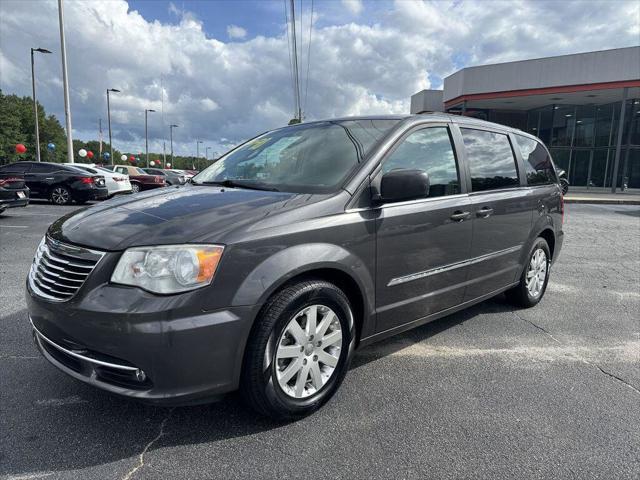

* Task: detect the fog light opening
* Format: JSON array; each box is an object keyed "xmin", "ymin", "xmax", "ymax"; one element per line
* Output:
[{"xmin": 135, "ymin": 369, "xmax": 147, "ymax": 382}]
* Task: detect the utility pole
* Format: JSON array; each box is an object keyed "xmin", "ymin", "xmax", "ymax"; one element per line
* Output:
[
  {"xmin": 106, "ymin": 88, "xmax": 120, "ymax": 163},
  {"xmin": 30, "ymin": 47, "xmax": 52, "ymax": 162},
  {"xmin": 98, "ymin": 118, "xmax": 103, "ymax": 163},
  {"xmin": 289, "ymin": 0, "xmax": 302, "ymax": 122},
  {"xmin": 145, "ymin": 109, "xmax": 155, "ymax": 168},
  {"xmin": 57, "ymin": 0, "xmax": 74, "ymax": 162},
  {"xmin": 169, "ymin": 124, "xmax": 178, "ymax": 167}
]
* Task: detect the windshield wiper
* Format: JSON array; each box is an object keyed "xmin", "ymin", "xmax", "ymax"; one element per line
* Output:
[{"xmin": 192, "ymin": 179, "xmax": 279, "ymax": 192}]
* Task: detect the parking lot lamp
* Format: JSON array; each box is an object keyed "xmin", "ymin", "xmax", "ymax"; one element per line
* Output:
[
  {"xmin": 145, "ymin": 109, "xmax": 156, "ymax": 167},
  {"xmin": 31, "ymin": 47, "xmax": 52, "ymax": 162}
]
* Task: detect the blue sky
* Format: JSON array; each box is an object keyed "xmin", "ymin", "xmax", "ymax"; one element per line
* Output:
[{"xmin": 1, "ymin": 0, "xmax": 638, "ymax": 157}]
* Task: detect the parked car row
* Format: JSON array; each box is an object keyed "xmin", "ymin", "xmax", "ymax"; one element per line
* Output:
[{"xmin": 0, "ymin": 161, "xmax": 199, "ymax": 211}]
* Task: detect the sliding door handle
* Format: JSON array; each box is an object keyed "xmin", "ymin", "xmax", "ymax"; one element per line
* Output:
[
  {"xmin": 476, "ymin": 207, "xmax": 494, "ymax": 218},
  {"xmin": 450, "ymin": 211, "xmax": 470, "ymax": 222}
]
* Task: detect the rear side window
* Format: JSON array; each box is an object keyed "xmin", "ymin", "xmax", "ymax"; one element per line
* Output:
[
  {"xmin": 31, "ymin": 163, "xmax": 55, "ymax": 173},
  {"xmin": 515, "ymin": 135, "xmax": 557, "ymax": 185},
  {"xmin": 116, "ymin": 167, "xmax": 128, "ymax": 174},
  {"xmin": 461, "ymin": 128, "xmax": 519, "ymax": 192},
  {"xmin": 381, "ymin": 127, "xmax": 460, "ymax": 197}
]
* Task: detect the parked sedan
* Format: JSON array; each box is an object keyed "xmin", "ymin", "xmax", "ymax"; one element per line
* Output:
[
  {"xmin": 0, "ymin": 161, "xmax": 108, "ymax": 205},
  {"xmin": 142, "ymin": 168, "xmax": 185, "ymax": 185},
  {"xmin": 110, "ymin": 165, "xmax": 165, "ymax": 193},
  {"xmin": 0, "ymin": 171, "xmax": 29, "ymax": 214},
  {"xmin": 63, "ymin": 163, "xmax": 132, "ymax": 197}
]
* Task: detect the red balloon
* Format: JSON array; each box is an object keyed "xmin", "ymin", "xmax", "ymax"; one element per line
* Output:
[
  {"xmin": 87, "ymin": 151, "xmax": 94, "ymax": 159},
  {"xmin": 15, "ymin": 144, "xmax": 26, "ymax": 154},
  {"xmin": 128, "ymin": 155, "xmax": 136, "ymax": 163}
]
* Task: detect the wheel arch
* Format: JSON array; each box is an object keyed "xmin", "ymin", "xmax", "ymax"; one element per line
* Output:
[{"xmin": 231, "ymin": 243, "xmax": 374, "ymax": 344}]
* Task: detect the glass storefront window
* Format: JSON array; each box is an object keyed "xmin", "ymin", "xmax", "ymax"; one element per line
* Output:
[
  {"xmin": 623, "ymin": 148, "xmax": 640, "ymax": 189},
  {"xmin": 550, "ymin": 148, "xmax": 570, "ymax": 174},
  {"xmin": 538, "ymin": 106, "xmax": 553, "ymax": 145},
  {"xmin": 550, "ymin": 105, "xmax": 575, "ymax": 146},
  {"xmin": 574, "ymin": 105, "xmax": 596, "ymax": 147},
  {"xmin": 590, "ymin": 149, "xmax": 609, "ymax": 187},
  {"xmin": 570, "ymin": 150, "xmax": 591, "ymax": 186},
  {"xmin": 595, "ymin": 103, "xmax": 614, "ymax": 147},
  {"xmin": 626, "ymin": 100, "xmax": 640, "ymax": 147}
]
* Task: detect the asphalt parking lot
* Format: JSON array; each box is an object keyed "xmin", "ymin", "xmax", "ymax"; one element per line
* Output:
[{"xmin": 1, "ymin": 201, "xmax": 639, "ymax": 480}]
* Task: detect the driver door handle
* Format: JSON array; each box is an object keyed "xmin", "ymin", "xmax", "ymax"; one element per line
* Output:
[
  {"xmin": 476, "ymin": 207, "xmax": 494, "ymax": 218},
  {"xmin": 450, "ymin": 211, "xmax": 470, "ymax": 222}
]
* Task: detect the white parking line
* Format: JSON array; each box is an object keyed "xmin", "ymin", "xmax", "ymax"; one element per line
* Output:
[{"xmin": 0, "ymin": 225, "xmax": 29, "ymax": 228}]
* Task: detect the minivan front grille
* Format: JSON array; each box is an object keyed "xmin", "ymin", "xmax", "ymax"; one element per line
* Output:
[{"xmin": 28, "ymin": 237, "xmax": 104, "ymax": 302}]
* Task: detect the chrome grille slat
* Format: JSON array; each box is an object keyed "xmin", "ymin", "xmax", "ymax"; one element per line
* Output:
[
  {"xmin": 38, "ymin": 256, "xmax": 86, "ymax": 278},
  {"xmin": 28, "ymin": 237, "xmax": 104, "ymax": 302},
  {"xmin": 42, "ymin": 249, "xmax": 95, "ymax": 269}
]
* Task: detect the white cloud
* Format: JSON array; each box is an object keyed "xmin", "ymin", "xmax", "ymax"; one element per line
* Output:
[
  {"xmin": 226, "ymin": 24, "xmax": 247, "ymax": 39},
  {"xmin": 0, "ymin": 0, "xmax": 637, "ymax": 157},
  {"xmin": 342, "ymin": 0, "xmax": 364, "ymax": 15}
]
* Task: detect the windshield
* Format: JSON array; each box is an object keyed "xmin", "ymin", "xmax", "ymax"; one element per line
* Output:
[
  {"xmin": 97, "ymin": 166, "xmax": 115, "ymax": 174},
  {"xmin": 135, "ymin": 167, "xmax": 148, "ymax": 175},
  {"xmin": 193, "ymin": 119, "xmax": 399, "ymax": 193}
]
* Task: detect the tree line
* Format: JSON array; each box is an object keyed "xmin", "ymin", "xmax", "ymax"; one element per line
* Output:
[{"xmin": 0, "ymin": 90, "xmax": 215, "ymax": 171}]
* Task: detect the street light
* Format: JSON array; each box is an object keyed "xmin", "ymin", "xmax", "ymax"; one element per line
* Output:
[
  {"xmin": 205, "ymin": 146, "xmax": 211, "ymax": 160},
  {"xmin": 196, "ymin": 140, "xmax": 203, "ymax": 170},
  {"xmin": 106, "ymin": 88, "xmax": 120, "ymax": 163},
  {"xmin": 145, "ymin": 109, "xmax": 156, "ymax": 167},
  {"xmin": 169, "ymin": 124, "xmax": 178, "ymax": 167},
  {"xmin": 30, "ymin": 47, "xmax": 52, "ymax": 162}
]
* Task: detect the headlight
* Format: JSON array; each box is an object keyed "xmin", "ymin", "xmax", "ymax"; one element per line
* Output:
[{"xmin": 111, "ymin": 244, "xmax": 224, "ymax": 294}]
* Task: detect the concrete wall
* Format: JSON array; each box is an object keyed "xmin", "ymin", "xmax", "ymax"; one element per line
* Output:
[{"xmin": 444, "ymin": 47, "xmax": 640, "ymax": 103}]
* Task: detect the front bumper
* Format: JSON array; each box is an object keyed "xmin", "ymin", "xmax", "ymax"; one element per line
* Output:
[{"xmin": 27, "ymin": 282, "xmax": 257, "ymax": 405}]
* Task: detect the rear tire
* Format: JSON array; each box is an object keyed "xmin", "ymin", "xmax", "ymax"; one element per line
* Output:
[
  {"xmin": 131, "ymin": 183, "xmax": 141, "ymax": 194},
  {"xmin": 50, "ymin": 186, "xmax": 72, "ymax": 205},
  {"xmin": 506, "ymin": 237, "xmax": 551, "ymax": 308},
  {"xmin": 240, "ymin": 279, "xmax": 356, "ymax": 420}
]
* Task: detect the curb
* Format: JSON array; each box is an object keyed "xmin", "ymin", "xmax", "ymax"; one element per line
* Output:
[{"xmin": 564, "ymin": 198, "xmax": 640, "ymax": 205}]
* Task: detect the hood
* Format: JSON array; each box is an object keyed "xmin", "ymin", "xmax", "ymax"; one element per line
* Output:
[{"xmin": 48, "ymin": 185, "xmax": 324, "ymax": 250}]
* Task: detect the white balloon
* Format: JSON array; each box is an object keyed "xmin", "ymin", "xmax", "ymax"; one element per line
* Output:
[
  {"xmin": 78, "ymin": 148, "xmax": 87, "ymax": 158},
  {"xmin": 166, "ymin": 163, "xmax": 171, "ymax": 168},
  {"xmin": 121, "ymin": 154, "xmax": 128, "ymax": 161},
  {"xmin": 150, "ymin": 160, "xmax": 156, "ymax": 167}
]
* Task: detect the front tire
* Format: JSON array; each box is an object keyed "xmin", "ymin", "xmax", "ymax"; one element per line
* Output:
[
  {"xmin": 130, "ymin": 182, "xmax": 141, "ymax": 194},
  {"xmin": 506, "ymin": 237, "xmax": 551, "ymax": 308},
  {"xmin": 240, "ymin": 279, "xmax": 356, "ymax": 420}
]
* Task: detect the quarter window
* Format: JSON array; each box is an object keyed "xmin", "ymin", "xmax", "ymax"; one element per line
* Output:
[
  {"xmin": 461, "ymin": 128, "xmax": 519, "ymax": 192},
  {"xmin": 515, "ymin": 135, "xmax": 557, "ymax": 185},
  {"xmin": 382, "ymin": 127, "xmax": 460, "ymax": 197}
]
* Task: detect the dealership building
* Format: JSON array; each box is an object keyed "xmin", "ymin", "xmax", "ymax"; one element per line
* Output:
[{"xmin": 410, "ymin": 47, "xmax": 640, "ymax": 192}]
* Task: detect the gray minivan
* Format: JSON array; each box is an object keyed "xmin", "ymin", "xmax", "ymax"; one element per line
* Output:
[{"xmin": 27, "ymin": 114, "xmax": 563, "ymax": 419}]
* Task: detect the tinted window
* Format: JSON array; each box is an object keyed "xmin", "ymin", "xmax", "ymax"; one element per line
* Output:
[
  {"xmin": 30, "ymin": 163, "xmax": 55, "ymax": 173},
  {"xmin": 116, "ymin": 167, "xmax": 128, "ymax": 174},
  {"xmin": 0, "ymin": 163, "xmax": 30, "ymax": 173},
  {"xmin": 194, "ymin": 119, "xmax": 400, "ymax": 193},
  {"xmin": 515, "ymin": 135, "xmax": 557, "ymax": 185},
  {"xmin": 382, "ymin": 127, "xmax": 460, "ymax": 197},
  {"xmin": 461, "ymin": 129, "xmax": 519, "ymax": 192}
]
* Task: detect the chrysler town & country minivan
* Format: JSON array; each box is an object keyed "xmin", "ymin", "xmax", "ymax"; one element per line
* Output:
[{"xmin": 27, "ymin": 114, "xmax": 563, "ymax": 419}]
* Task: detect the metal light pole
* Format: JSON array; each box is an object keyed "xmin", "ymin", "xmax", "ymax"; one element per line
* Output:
[
  {"xmin": 30, "ymin": 47, "xmax": 52, "ymax": 162},
  {"xmin": 57, "ymin": 0, "xmax": 74, "ymax": 163},
  {"xmin": 205, "ymin": 146, "xmax": 211, "ymax": 161},
  {"xmin": 145, "ymin": 109, "xmax": 156, "ymax": 168},
  {"xmin": 196, "ymin": 140, "xmax": 203, "ymax": 170},
  {"xmin": 106, "ymin": 88, "xmax": 120, "ymax": 162},
  {"xmin": 169, "ymin": 124, "xmax": 178, "ymax": 167}
]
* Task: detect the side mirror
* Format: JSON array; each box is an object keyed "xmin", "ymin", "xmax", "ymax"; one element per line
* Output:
[{"xmin": 379, "ymin": 169, "xmax": 430, "ymax": 203}]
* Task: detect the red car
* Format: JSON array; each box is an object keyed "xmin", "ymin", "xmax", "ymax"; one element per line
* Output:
[{"xmin": 112, "ymin": 165, "xmax": 165, "ymax": 193}]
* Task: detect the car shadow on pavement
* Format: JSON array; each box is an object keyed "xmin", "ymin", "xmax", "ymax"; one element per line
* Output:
[{"xmin": 2, "ymin": 296, "xmax": 514, "ymax": 477}]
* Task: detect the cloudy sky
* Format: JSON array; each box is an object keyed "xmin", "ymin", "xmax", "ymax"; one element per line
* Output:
[{"xmin": 1, "ymin": 0, "xmax": 638, "ymax": 157}]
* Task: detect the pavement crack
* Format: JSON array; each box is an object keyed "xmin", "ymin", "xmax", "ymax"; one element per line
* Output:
[
  {"xmin": 122, "ymin": 408, "xmax": 175, "ymax": 480},
  {"xmin": 512, "ymin": 310, "xmax": 640, "ymax": 396}
]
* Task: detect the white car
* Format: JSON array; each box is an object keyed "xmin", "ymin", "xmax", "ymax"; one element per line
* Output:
[{"xmin": 64, "ymin": 163, "xmax": 132, "ymax": 197}]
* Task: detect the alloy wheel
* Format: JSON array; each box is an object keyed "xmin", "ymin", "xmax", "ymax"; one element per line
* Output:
[
  {"xmin": 52, "ymin": 187, "xmax": 70, "ymax": 205},
  {"xmin": 526, "ymin": 248, "xmax": 547, "ymax": 298},
  {"xmin": 131, "ymin": 183, "xmax": 140, "ymax": 193},
  {"xmin": 275, "ymin": 304, "xmax": 343, "ymax": 399}
]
